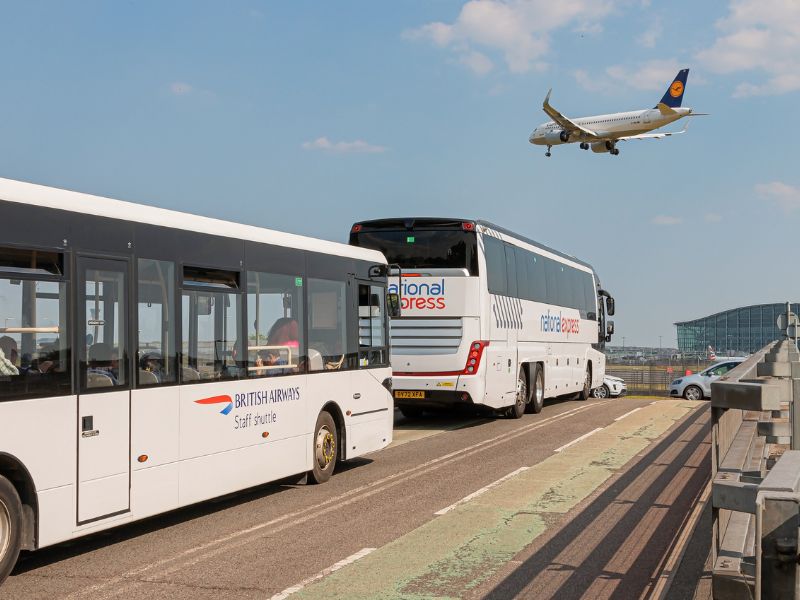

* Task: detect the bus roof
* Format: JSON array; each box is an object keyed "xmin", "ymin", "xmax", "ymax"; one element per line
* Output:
[
  {"xmin": 0, "ymin": 177, "xmax": 386, "ymax": 264},
  {"xmin": 352, "ymin": 216, "xmax": 594, "ymax": 272}
]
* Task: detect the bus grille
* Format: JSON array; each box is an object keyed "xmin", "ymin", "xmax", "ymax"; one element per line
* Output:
[{"xmin": 390, "ymin": 318, "xmax": 463, "ymax": 355}]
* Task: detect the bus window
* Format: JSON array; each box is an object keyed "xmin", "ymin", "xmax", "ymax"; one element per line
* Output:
[
  {"xmin": 483, "ymin": 236, "xmax": 507, "ymax": 296},
  {"xmin": 308, "ymin": 278, "xmax": 353, "ymax": 372},
  {"xmin": 0, "ymin": 273, "xmax": 70, "ymax": 400},
  {"xmin": 247, "ymin": 271, "xmax": 305, "ymax": 377},
  {"xmin": 181, "ymin": 267, "xmax": 242, "ymax": 382},
  {"xmin": 358, "ymin": 284, "xmax": 388, "ymax": 367},
  {"xmin": 137, "ymin": 259, "xmax": 177, "ymax": 386},
  {"xmin": 504, "ymin": 243, "xmax": 518, "ymax": 298},
  {"xmin": 82, "ymin": 265, "xmax": 128, "ymax": 389}
]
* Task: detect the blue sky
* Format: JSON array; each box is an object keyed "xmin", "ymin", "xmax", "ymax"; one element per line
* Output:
[{"xmin": 1, "ymin": 1, "xmax": 797, "ymax": 347}]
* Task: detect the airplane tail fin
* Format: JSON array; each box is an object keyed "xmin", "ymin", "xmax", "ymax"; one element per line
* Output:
[{"xmin": 657, "ymin": 68, "xmax": 689, "ymax": 108}]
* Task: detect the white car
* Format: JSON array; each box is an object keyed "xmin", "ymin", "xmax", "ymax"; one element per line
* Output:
[
  {"xmin": 668, "ymin": 359, "xmax": 743, "ymax": 401},
  {"xmin": 591, "ymin": 375, "xmax": 626, "ymax": 398}
]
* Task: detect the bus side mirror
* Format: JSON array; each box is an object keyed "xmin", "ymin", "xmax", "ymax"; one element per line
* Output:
[
  {"xmin": 606, "ymin": 297, "xmax": 615, "ymax": 316},
  {"xmin": 587, "ymin": 311, "xmax": 597, "ymax": 321},
  {"xmin": 387, "ymin": 293, "xmax": 401, "ymax": 318},
  {"xmin": 606, "ymin": 320, "xmax": 615, "ymax": 336}
]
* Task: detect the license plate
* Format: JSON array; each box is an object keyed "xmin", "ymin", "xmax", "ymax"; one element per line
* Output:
[{"xmin": 395, "ymin": 391, "xmax": 425, "ymax": 399}]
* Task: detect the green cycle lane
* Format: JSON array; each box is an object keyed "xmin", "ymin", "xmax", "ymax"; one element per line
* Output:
[{"xmin": 294, "ymin": 400, "xmax": 703, "ymax": 600}]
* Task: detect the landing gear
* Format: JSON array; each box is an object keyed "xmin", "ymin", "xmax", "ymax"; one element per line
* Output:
[
  {"xmin": 611, "ymin": 148, "xmax": 620, "ymax": 156},
  {"xmin": 580, "ymin": 142, "xmax": 589, "ymax": 150},
  {"xmin": 545, "ymin": 145, "xmax": 552, "ymax": 157}
]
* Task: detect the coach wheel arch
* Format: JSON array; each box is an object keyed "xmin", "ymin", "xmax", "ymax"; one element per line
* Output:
[
  {"xmin": 0, "ymin": 453, "xmax": 38, "ymax": 551},
  {"xmin": 320, "ymin": 402, "xmax": 347, "ymax": 463},
  {"xmin": 580, "ymin": 362, "xmax": 593, "ymax": 400}
]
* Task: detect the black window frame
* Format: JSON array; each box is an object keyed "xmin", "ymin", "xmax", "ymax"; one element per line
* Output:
[{"xmin": 0, "ymin": 244, "xmax": 73, "ymax": 402}]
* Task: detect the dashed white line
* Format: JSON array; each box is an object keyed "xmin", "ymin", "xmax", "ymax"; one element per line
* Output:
[
  {"xmin": 69, "ymin": 399, "xmax": 614, "ymax": 600},
  {"xmin": 270, "ymin": 547, "xmax": 376, "ymax": 600},
  {"xmin": 554, "ymin": 428, "xmax": 603, "ymax": 453},
  {"xmin": 614, "ymin": 407, "xmax": 643, "ymax": 421},
  {"xmin": 434, "ymin": 466, "xmax": 530, "ymax": 515}
]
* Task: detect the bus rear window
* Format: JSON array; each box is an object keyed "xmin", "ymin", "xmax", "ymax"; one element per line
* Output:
[{"xmin": 351, "ymin": 230, "xmax": 478, "ymax": 275}]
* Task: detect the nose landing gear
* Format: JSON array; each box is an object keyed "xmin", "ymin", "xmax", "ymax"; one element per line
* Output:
[{"xmin": 545, "ymin": 145, "xmax": 552, "ymax": 157}]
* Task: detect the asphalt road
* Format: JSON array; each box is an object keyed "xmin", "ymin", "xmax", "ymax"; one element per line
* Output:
[{"xmin": 3, "ymin": 395, "xmax": 709, "ymax": 600}]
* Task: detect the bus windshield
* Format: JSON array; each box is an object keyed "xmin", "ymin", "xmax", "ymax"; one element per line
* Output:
[{"xmin": 351, "ymin": 229, "xmax": 478, "ymax": 275}]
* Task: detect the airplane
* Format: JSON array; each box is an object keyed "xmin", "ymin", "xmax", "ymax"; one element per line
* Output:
[{"xmin": 529, "ymin": 68, "xmax": 706, "ymax": 157}]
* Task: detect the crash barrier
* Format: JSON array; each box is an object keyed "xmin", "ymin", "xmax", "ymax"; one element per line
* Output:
[{"xmin": 711, "ymin": 337, "xmax": 800, "ymax": 598}]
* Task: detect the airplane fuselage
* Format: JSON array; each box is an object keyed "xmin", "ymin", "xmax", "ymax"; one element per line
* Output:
[{"xmin": 529, "ymin": 107, "xmax": 691, "ymax": 145}]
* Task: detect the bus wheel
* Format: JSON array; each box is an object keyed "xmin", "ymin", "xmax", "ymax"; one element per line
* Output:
[
  {"xmin": 309, "ymin": 411, "xmax": 338, "ymax": 484},
  {"xmin": 507, "ymin": 368, "xmax": 528, "ymax": 419},
  {"xmin": 526, "ymin": 364, "xmax": 544, "ymax": 414},
  {"xmin": 579, "ymin": 366, "xmax": 592, "ymax": 400},
  {"xmin": 0, "ymin": 475, "xmax": 22, "ymax": 585}
]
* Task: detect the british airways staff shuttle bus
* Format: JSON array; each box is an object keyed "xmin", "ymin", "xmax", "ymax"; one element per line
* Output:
[
  {"xmin": 349, "ymin": 218, "xmax": 615, "ymax": 419},
  {"xmin": 0, "ymin": 178, "xmax": 394, "ymax": 584}
]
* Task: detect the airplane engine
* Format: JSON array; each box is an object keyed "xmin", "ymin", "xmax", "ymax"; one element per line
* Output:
[
  {"xmin": 544, "ymin": 130, "xmax": 570, "ymax": 145},
  {"xmin": 591, "ymin": 141, "xmax": 614, "ymax": 153}
]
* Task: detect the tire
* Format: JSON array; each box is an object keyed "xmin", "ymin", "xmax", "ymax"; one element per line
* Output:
[
  {"xmin": 507, "ymin": 367, "xmax": 528, "ymax": 419},
  {"xmin": 0, "ymin": 475, "xmax": 22, "ymax": 585},
  {"xmin": 592, "ymin": 385, "xmax": 610, "ymax": 399},
  {"xmin": 526, "ymin": 364, "xmax": 544, "ymax": 414},
  {"xmin": 399, "ymin": 406, "xmax": 424, "ymax": 419},
  {"xmin": 579, "ymin": 366, "xmax": 592, "ymax": 400},
  {"xmin": 683, "ymin": 385, "xmax": 703, "ymax": 401},
  {"xmin": 308, "ymin": 411, "xmax": 338, "ymax": 484}
]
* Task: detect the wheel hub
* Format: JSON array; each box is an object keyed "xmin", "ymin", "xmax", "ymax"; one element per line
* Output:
[
  {"xmin": 517, "ymin": 377, "xmax": 528, "ymax": 406},
  {"xmin": 315, "ymin": 427, "xmax": 336, "ymax": 469}
]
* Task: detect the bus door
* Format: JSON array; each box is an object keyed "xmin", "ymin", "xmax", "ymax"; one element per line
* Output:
[{"xmin": 76, "ymin": 257, "xmax": 131, "ymax": 523}]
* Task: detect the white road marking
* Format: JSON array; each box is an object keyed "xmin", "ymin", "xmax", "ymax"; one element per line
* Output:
[
  {"xmin": 269, "ymin": 547, "xmax": 376, "ymax": 600},
  {"xmin": 554, "ymin": 428, "xmax": 603, "ymax": 453},
  {"xmin": 434, "ymin": 467, "xmax": 530, "ymax": 515},
  {"xmin": 69, "ymin": 399, "xmax": 614, "ymax": 600},
  {"xmin": 614, "ymin": 407, "xmax": 643, "ymax": 421}
]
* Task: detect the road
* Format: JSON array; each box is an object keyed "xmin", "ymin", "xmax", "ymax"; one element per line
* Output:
[{"xmin": 3, "ymin": 396, "xmax": 709, "ymax": 600}]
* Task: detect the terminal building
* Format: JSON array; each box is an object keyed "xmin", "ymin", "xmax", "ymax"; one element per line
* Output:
[{"xmin": 675, "ymin": 303, "xmax": 800, "ymax": 356}]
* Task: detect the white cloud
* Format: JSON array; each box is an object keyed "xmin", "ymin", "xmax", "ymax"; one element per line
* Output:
[
  {"xmin": 651, "ymin": 215, "xmax": 682, "ymax": 226},
  {"xmin": 459, "ymin": 50, "xmax": 494, "ymax": 76},
  {"xmin": 697, "ymin": 0, "xmax": 800, "ymax": 97},
  {"xmin": 301, "ymin": 137, "xmax": 387, "ymax": 154},
  {"xmin": 704, "ymin": 213, "xmax": 723, "ymax": 223},
  {"xmin": 756, "ymin": 181, "xmax": 800, "ymax": 213},
  {"xmin": 169, "ymin": 82, "xmax": 193, "ymax": 96},
  {"xmin": 574, "ymin": 59, "xmax": 683, "ymax": 94},
  {"xmin": 404, "ymin": 0, "xmax": 616, "ymax": 75},
  {"xmin": 636, "ymin": 17, "xmax": 662, "ymax": 48}
]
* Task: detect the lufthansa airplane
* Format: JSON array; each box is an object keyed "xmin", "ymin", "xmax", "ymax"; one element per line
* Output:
[{"xmin": 529, "ymin": 69, "xmax": 705, "ymax": 157}]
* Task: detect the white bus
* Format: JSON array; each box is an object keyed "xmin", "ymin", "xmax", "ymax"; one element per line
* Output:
[
  {"xmin": 350, "ymin": 218, "xmax": 615, "ymax": 419},
  {"xmin": 0, "ymin": 178, "xmax": 394, "ymax": 583}
]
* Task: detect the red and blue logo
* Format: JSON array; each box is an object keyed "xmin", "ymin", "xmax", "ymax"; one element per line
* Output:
[{"xmin": 195, "ymin": 395, "xmax": 233, "ymax": 415}]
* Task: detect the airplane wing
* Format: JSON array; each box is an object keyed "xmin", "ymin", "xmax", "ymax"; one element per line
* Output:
[
  {"xmin": 543, "ymin": 89, "xmax": 599, "ymax": 139},
  {"xmin": 616, "ymin": 124, "xmax": 688, "ymax": 142}
]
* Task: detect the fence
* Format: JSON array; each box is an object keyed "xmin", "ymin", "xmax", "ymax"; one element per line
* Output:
[
  {"xmin": 711, "ymin": 338, "xmax": 800, "ymax": 598},
  {"xmin": 606, "ymin": 360, "xmax": 713, "ymax": 396}
]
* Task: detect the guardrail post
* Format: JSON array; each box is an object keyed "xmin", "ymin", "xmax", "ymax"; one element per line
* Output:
[{"xmin": 757, "ymin": 492, "xmax": 800, "ymax": 599}]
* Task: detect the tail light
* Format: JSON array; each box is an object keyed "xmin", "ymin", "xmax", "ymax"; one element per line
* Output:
[
  {"xmin": 463, "ymin": 341, "xmax": 489, "ymax": 375},
  {"xmin": 351, "ymin": 224, "xmax": 362, "ymax": 233}
]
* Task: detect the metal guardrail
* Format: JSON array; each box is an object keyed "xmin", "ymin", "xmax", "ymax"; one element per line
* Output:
[{"xmin": 711, "ymin": 335, "xmax": 800, "ymax": 599}]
